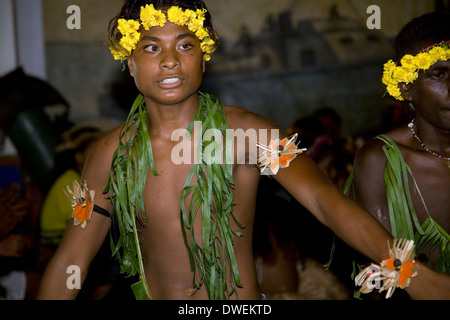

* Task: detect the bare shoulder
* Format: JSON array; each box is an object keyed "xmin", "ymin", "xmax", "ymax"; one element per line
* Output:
[
  {"xmin": 86, "ymin": 125, "xmax": 122, "ymax": 168},
  {"xmin": 224, "ymin": 105, "xmax": 281, "ymax": 133},
  {"xmin": 354, "ymin": 137, "xmax": 388, "ymax": 169},
  {"xmin": 355, "ymin": 127, "xmax": 410, "ymax": 171},
  {"xmin": 81, "ymin": 124, "xmax": 124, "ymax": 207},
  {"xmin": 353, "ymin": 136, "xmax": 391, "ymax": 192}
]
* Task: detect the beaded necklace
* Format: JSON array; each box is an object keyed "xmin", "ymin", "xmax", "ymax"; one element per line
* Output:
[{"xmin": 408, "ymin": 119, "xmax": 450, "ymax": 167}]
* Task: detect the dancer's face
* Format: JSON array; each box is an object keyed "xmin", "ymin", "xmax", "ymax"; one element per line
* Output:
[
  {"xmin": 127, "ymin": 22, "xmax": 206, "ymax": 106},
  {"xmin": 406, "ymin": 59, "xmax": 450, "ymax": 130}
]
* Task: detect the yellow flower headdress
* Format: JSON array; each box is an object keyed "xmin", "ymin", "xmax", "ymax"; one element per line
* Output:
[
  {"xmin": 382, "ymin": 40, "xmax": 450, "ymax": 101},
  {"xmin": 110, "ymin": 4, "xmax": 216, "ymax": 62}
]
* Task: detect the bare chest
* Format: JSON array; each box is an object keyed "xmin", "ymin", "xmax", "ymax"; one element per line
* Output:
[{"xmin": 405, "ymin": 154, "xmax": 450, "ymax": 232}]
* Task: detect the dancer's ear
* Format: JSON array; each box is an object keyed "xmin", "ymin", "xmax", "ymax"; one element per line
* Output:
[
  {"xmin": 128, "ymin": 58, "xmax": 135, "ymax": 77},
  {"xmin": 399, "ymin": 82, "xmax": 413, "ymax": 101}
]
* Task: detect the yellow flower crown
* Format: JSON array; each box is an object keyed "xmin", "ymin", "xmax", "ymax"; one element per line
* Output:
[
  {"xmin": 382, "ymin": 40, "xmax": 450, "ymax": 101},
  {"xmin": 110, "ymin": 4, "xmax": 216, "ymax": 62}
]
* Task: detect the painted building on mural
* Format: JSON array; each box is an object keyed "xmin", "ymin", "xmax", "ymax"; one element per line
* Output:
[
  {"xmin": 203, "ymin": 4, "xmax": 394, "ymax": 136},
  {"xmin": 209, "ymin": 4, "xmax": 392, "ymax": 75}
]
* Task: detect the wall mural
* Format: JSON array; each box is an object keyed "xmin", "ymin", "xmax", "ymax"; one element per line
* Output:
[
  {"xmin": 39, "ymin": 0, "xmax": 446, "ymax": 138},
  {"xmin": 204, "ymin": 2, "xmax": 395, "ymax": 136}
]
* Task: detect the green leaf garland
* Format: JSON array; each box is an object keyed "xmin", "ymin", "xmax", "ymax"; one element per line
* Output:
[
  {"xmin": 104, "ymin": 91, "xmax": 244, "ymax": 300},
  {"xmin": 377, "ymin": 135, "xmax": 449, "ymax": 273}
]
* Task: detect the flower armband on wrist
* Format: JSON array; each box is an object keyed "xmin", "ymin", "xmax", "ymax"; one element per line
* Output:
[
  {"xmin": 64, "ymin": 180, "xmax": 95, "ymax": 229},
  {"xmin": 256, "ymin": 133, "xmax": 307, "ymax": 175},
  {"xmin": 355, "ymin": 239, "xmax": 418, "ymax": 299}
]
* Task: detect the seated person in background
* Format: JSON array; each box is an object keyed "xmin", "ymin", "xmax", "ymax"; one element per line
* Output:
[
  {"xmin": 0, "ymin": 184, "xmax": 27, "ymax": 249},
  {"xmin": 40, "ymin": 125, "xmax": 102, "ymax": 247},
  {"xmin": 0, "ymin": 184, "xmax": 30, "ymax": 299}
]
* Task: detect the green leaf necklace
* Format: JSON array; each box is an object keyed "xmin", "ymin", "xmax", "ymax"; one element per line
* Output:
[{"xmin": 105, "ymin": 91, "xmax": 244, "ymax": 300}]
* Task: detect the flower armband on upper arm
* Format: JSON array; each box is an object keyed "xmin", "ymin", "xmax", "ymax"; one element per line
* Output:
[
  {"xmin": 256, "ymin": 133, "xmax": 307, "ymax": 175},
  {"xmin": 64, "ymin": 180, "xmax": 95, "ymax": 229}
]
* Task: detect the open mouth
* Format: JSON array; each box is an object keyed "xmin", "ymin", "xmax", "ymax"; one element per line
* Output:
[
  {"xmin": 159, "ymin": 77, "xmax": 182, "ymax": 89},
  {"xmin": 161, "ymin": 77, "xmax": 181, "ymax": 84}
]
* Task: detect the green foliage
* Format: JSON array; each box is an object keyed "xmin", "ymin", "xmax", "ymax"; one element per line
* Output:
[
  {"xmin": 180, "ymin": 92, "xmax": 243, "ymax": 300},
  {"xmin": 378, "ymin": 135, "xmax": 423, "ymax": 240},
  {"xmin": 378, "ymin": 135, "xmax": 449, "ymax": 273},
  {"xmin": 104, "ymin": 94, "xmax": 154, "ymax": 300}
]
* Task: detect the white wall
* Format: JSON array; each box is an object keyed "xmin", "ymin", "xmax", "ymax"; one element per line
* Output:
[
  {"xmin": 0, "ymin": 0, "xmax": 46, "ymax": 156},
  {"xmin": 15, "ymin": 0, "xmax": 46, "ymax": 79},
  {"xmin": 0, "ymin": 0, "xmax": 46, "ymax": 79},
  {"xmin": 0, "ymin": 0, "xmax": 17, "ymax": 77}
]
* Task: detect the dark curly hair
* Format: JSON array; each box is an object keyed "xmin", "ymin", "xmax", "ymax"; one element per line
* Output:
[
  {"xmin": 394, "ymin": 11, "xmax": 450, "ymax": 62},
  {"xmin": 108, "ymin": 0, "xmax": 218, "ymax": 56}
]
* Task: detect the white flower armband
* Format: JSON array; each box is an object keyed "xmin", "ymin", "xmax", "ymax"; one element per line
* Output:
[
  {"xmin": 256, "ymin": 133, "xmax": 307, "ymax": 175},
  {"xmin": 354, "ymin": 239, "xmax": 418, "ymax": 299},
  {"xmin": 64, "ymin": 180, "xmax": 95, "ymax": 229}
]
